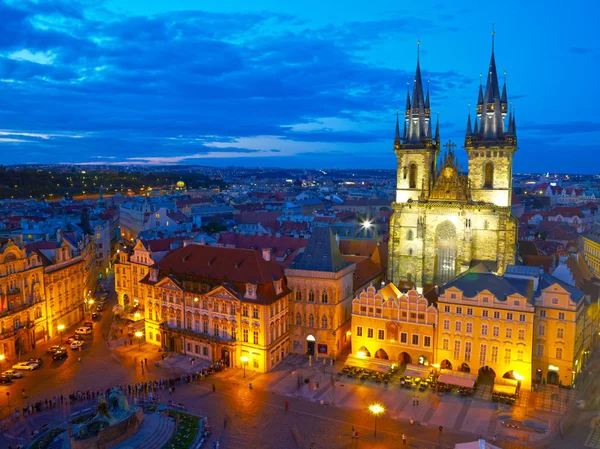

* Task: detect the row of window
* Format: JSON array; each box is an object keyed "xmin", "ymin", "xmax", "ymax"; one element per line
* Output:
[
  {"xmin": 296, "ymin": 290, "xmax": 329, "ymax": 303},
  {"xmin": 442, "ymin": 320, "xmax": 528, "ymax": 340},
  {"xmin": 443, "ymin": 305, "xmax": 527, "ymax": 321},
  {"xmin": 359, "ymin": 305, "xmax": 425, "ymax": 321},
  {"xmin": 356, "ymin": 326, "xmax": 431, "ymax": 347},
  {"xmin": 295, "ymin": 313, "xmax": 328, "ymax": 329},
  {"xmin": 442, "ymin": 339, "xmax": 524, "ymax": 364},
  {"xmin": 537, "ymin": 324, "xmax": 566, "ymax": 339}
]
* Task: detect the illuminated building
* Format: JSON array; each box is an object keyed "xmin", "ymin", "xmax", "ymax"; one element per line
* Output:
[
  {"xmin": 350, "ymin": 283, "xmax": 437, "ymax": 366},
  {"xmin": 388, "ymin": 36, "xmax": 517, "ymax": 289},
  {"xmin": 580, "ymin": 224, "xmax": 600, "ymax": 278},
  {"xmin": 139, "ymin": 243, "xmax": 291, "ymax": 373}
]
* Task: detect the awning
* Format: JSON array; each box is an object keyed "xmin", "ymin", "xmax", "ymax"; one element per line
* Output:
[
  {"xmin": 345, "ymin": 355, "xmax": 391, "ymax": 373},
  {"xmin": 493, "ymin": 377, "xmax": 518, "ymax": 396},
  {"xmin": 437, "ymin": 369, "xmax": 477, "ymax": 388},
  {"xmin": 403, "ymin": 364, "xmax": 432, "ymax": 378}
]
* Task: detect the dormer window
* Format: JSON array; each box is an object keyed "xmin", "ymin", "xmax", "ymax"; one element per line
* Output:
[
  {"xmin": 245, "ymin": 283, "xmax": 256, "ymax": 299},
  {"xmin": 274, "ymin": 280, "xmax": 282, "ymax": 295},
  {"xmin": 149, "ymin": 268, "xmax": 158, "ymax": 282}
]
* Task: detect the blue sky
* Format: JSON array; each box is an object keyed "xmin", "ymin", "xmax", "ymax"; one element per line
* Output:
[{"xmin": 0, "ymin": 0, "xmax": 598, "ymax": 172}]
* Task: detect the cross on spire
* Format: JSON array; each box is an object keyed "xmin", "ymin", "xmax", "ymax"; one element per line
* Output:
[
  {"xmin": 492, "ymin": 23, "xmax": 495, "ymax": 53},
  {"xmin": 443, "ymin": 140, "xmax": 457, "ymax": 151}
]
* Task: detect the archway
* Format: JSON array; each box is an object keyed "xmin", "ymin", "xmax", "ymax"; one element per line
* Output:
[
  {"xmin": 478, "ymin": 365, "xmax": 496, "ymax": 385},
  {"xmin": 221, "ymin": 347, "xmax": 230, "ymax": 367},
  {"xmin": 503, "ymin": 370, "xmax": 517, "ymax": 380},
  {"xmin": 547, "ymin": 371, "xmax": 559, "ymax": 385},
  {"xmin": 398, "ymin": 352, "xmax": 412, "ymax": 364},
  {"xmin": 34, "ymin": 325, "xmax": 45, "ymax": 342},
  {"xmin": 357, "ymin": 346, "xmax": 371, "ymax": 358},
  {"xmin": 440, "ymin": 359, "xmax": 452, "ymax": 370},
  {"xmin": 418, "ymin": 356, "xmax": 428, "ymax": 366},
  {"xmin": 123, "ymin": 294, "xmax": 130, "ymax": 307},
  {"xmin": 409, "ymin": 164, "xmax": 417, "ymax": 188},
  {"xmin": 435, "ymin": 221, "xmax": 457, "ymax": 285},
  {"xmin": 375, "ymin": 348, "xmax": 389, "ymax": 360},
  {"xmin": 460, "ymin": 363, "xmax": 471, "ymax": 373},
  {"xmin": 307, "ymin": 334, "xmax": 316, "ymax": 356},
  {"xmin": 386, "ymin": 322, "xmax": 399, "ymax": 341}
]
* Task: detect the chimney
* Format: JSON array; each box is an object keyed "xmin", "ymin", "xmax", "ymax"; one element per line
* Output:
[{"xmin": 262, "ymin": 248, "xmax": 271, "ymax": 261}]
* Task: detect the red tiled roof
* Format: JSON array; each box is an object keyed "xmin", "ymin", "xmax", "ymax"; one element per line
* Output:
[
  {"xmin": 141, "ymin": 238, "xmax": 180, "ymax": 252},
  {"xmin": 343, "ymin": 255, "xmax": 384, "ymax": 291}
]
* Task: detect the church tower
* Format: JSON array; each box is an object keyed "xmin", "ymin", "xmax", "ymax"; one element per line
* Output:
[
  {"xmin": 465, "ymin": 29, "xmax": 517, "ymax": 207},
  {"xmin": 388, "ymin": 33, "xmax": 517, "ymax": 290},
  {"xmin": 394, "ymin": 42, "xmax": 440, "ymax": 203}
]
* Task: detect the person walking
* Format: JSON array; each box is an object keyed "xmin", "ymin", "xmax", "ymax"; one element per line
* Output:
[
  {"xmin": 212, "ymin": 383, "xmax": 216, "ymax": 393},
  {"xmin": 438, "ymin": 425, "xmax": 443, "ymax": 436},
  {"xmin": 144, "ymin": 358, "xmax": 148, "ymax": 367},
  {"xmin": 416, "ymin": 396, "xmax": 419, "ymax": 406},
  {"xmin": 402, "ymin": 433, "xmax": 407, "ymax": 445},
  {"xmin": 412, "ymin": 396, "xmax": 416, "ymax": 406}
]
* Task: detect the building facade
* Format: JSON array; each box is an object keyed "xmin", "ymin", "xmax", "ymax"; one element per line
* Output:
[
  {"xmin": 0, "ymin": 240, "xmax": 46, "ymax": 360},
  {"xmin": 580, "ymin": 224, "xmax": 600, "ymax": 278},
  {"xmin": 285, "ymin": 227, "xmax": 356, "ymax": 359},
  {"xmin": 351, "ymin": 283, "xmax": 437, "ymax": 366},
  {"xmin": 388, "ymin": 42, "xmax": 517, "ymax": 289},
  {"xmin": 139, "ymin": 243, "xmax": 291, "ymax": 373}
]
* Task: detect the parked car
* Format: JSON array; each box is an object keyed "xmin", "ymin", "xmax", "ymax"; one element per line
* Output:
[
  {"xmin": 96, "ymin": 304, "xmax": 105, "ymax": 312},
  {"xmin": 91, "ymin": 313, "xmax": 100, "ymax": 321},
  {"xmin": 0, "ymin": 374, "xmax": 12, "ymax": 383},
  {"xmin": 12, "ymin": 361, "xmax": 39, "ymax": 370},
  {"xmin": 66, "ymin": 335, "xmax": 84, "ymax": 344},
  {"xmin": 75, "ymin": 327, "xmax": 92, "ymax": 335},
  {"xmin": 46, "ymin": 345, "xmax": 63, "ymax": 355},
  {"xmin": 84, "ymin": 321, "xmax": 94, "ymax": 329},
  {"xmin": 52, "ymin": 350, "xmax": 68, "ymax": 360},
  {"xmin": 28, "ymin": 357, "xmax": 43, "ymax": 366},
  {"xmin": 70, "ymin": 340, "xmax": 84, "ymax": 349},
  {"xmin": 2, "ymin": 369, "xmax": 22, "ymax": 378}
]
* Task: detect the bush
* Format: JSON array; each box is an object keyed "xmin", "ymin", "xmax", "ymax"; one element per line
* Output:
[
  {"xmin": 164, "ymin": 410, "xmax": 200, "ymax": 449},
  {"xmin": 30, "ymin": 428, "xmax": 65, "ymax": 449}
]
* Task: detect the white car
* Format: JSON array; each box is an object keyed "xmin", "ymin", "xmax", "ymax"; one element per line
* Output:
[
  {"xmin": 12, "ymin": 361, "xmax": 39, "ymax": 370},
  {"xmin": 70, "ymin": 340, "xmax": 84, "ymax": 349},
  {"xmin": 2, "ymin": 370, "xmax": 23, "ymax": 378},
  {"xmin": 75, "ymin": 327, "xmax": 92, "ymax": 335}
]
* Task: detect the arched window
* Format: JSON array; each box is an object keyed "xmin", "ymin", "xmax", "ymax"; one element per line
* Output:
[
  {"xmin": 322, "ymin": 316, "xmax": 328, "ymax": 329},
  {"xmin": 409, "ymin": 164, "xmax": 417, "ymax": 189},
  {"xmin": 308, "ymin": 291, "xmax": 315, "ymax": 302},
  {"xmin": 484, "ymin": 162, "xmax": 494, "ymax": 188},
  {"xmin": 296, "ymin": 290, "xmax": 302, "ymax": 301},
  {"xmin": 321, "ymin": 291, "xmax": 328, "ymax": 303},
  {"xmin": 296, "ymin": 313, "xmax": 302, "ymax": 326},
  {"xmin": 309, "ymin": 314, "xmax": 315, "ymax": 327},
  {"xmin": 407, "ymin": 230, "xmax": 414, "ymax": 240}
]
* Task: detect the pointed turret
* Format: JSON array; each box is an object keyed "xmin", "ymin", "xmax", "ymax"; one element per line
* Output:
[
  {"xmin": 511, "ymin": 108, "xmax": 517, "ymax": 137},
  {"xmin": 427, "ymin": 116, "xmax": 432, "ymax": 138},
  {"xmin": 425, "ymin": 82, "xmax": 430, "ymax": 110},
  {"xmin": 501, "ymin": 75, "xmax": 508, "ymax": 117},
  {"xmin": 394, "ymin": 110, "xmax": 400, "ymax": 141},
  {"xmin": 434, "ymin": 113, "xmax": 440, "ymax": 143},
  {"xmin": 476, "ymin": 77, "xmax": 484, "ymax": 117},
  {"xmin": 405, "ymin": 90, "xmax": 411, "ymax": 111},
  {"xmin": 506, "ymin": 109, "xmax": 514, "ymax": 135},
  {"xmin": 466, "ymin": 110, "xmax": 473, "ymax": 135},
  {"xmin": 403, "ymin": 40, "xmax": 431, "ymax": 145},
  {"xmin": 473, "ymin": 117, "xmax": 479, "ymax": 135}
]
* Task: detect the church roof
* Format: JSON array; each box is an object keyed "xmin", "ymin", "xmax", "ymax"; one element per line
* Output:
[{"xmin": 289, "ymin": 227, "xmax": 351, "ymax": 273}]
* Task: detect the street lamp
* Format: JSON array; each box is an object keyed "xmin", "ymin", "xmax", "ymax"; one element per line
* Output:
[
  {"xmin": 369, "ymin": 403, "xmax": 384, "ymax": 437},
  {"xmin": 57, "ymin": 324, "xmax": 65, "ymax": 343},
  {"xmin": 0, "ymin": 354, "xmax": 5, "ymax": 372},
  {"xmin": 88, "ymin": 299, "xmax": 94, "ymax": 319},
  {"xmin": 240, "ymin": 355, "xmax": 249, "ymax": 378},
  {"xmin": 135, "ymin": 331, "xmax": 143, "ymax": 350},
  {"xmin": 134, "ymin": 312, "xmax": 141, "ymax": 321}
]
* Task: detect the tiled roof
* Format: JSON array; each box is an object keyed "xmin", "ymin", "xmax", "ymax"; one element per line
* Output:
[
  {"xmin": 343, "ymin": 255, "xmax": 384, "ymax": 291},
  {"xmin": 441, "ymin": 270, "xmax": 535, "ymax": 302},
  {"xmin": 289, "ymin": 227, "xmax": 350, "ymax": 273}
]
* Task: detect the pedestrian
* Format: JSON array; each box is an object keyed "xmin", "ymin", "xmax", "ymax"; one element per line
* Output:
[
  {"xmin": 285, "ymin": 401, "xmax": 289, "ymax": 410},
  {"xmin": 212, "ymin": 383, "xmax": 216, "ymax": 393},
  {"xmin": 438, "ymin": 425, "xmax": 443, "ymax": 435},
  {"xmin": 492, "ymin": 435, "xmax": 497, "ymax": 442},
  {"xmin": 224, "ymin": 417, "xmax": 227, "ymax": 429},
  {"xmin": 416, "ymin": 396, "xmax": 419, "ymax": 406},
  {"xmin": 412, "ymin": 396, "xmax": 416, "ymax": 406},
  {"xmin": 354, "ymin": 430, "xmax": 359, "ymax": 439},
  {"xmin": 402, "ymin": 433, "xmax": 407, "ymax": 445}
]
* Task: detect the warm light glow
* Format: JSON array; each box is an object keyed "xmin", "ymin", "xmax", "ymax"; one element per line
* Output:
[
  {"xmin": 194, "ymin": 297, "xmax": 199, "ymax": 302},
  {"xmin": 57, "ymin": 324, "xmax": 65, "ymax": 331},
  {"xmin": 134, "ymin": 312, "xmax": 141, "ymax": 319},
  {"xmin": 89, "ymin": 299, "xmax": 94, "ymax": 305},
  {"xmin": 512, "ymin": 371, "xmax": 525, "ymax": 381},
  {"xmin": 362, "ymin": 221, "xmax": 372, "ymax": 229},
  {"xmin": 346, "ymin": 331, "xmax": 351, "ymax": 337},
  {"xmin": 356, "ymin": 351, "xmax": 366, "ymax": 358},
  {"xmin": 240, "ymin": 355, "xmax": 249, "ymax": 363},
  {"xmin": 135, "ymin": 331, "xmax": 143, "ymax": 338},
  {"xmin": 369, "ymin": 404, "xmax": 384, "ymax": 415},
  {"xmin": 391, "ymin": 363, "xmax": 396, "ymax": 370},
  {"xmin": 432, "ymin": 363, "xmax": 441, "ymax": 368},
  {"xmin": 549, "ymin": 365, "xmax": 559, "ymax": 371},
  {"xmin": 0, "ymin": 354, "xmax": 5, "ymax": 362}
]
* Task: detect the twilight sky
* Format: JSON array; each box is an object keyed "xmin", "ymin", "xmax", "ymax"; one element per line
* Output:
[{"xmin": 0, "ymin": 0, "xmax": 598, "ymax": 172}]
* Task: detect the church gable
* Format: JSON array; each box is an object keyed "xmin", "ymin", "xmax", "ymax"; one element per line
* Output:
[
  {"xmin": 206, "ymin": 285, "xmax": 241, "ymax": 302},
  {"xmin": 155, "ymin": 276, "xmax": 183, "ymax": 292}
]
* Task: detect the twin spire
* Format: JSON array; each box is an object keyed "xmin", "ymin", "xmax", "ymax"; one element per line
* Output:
[{"xmin": 396, "ymin": 39, "xmax": 439, "ymax": 146}]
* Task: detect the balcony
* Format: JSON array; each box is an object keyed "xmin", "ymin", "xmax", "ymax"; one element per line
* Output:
[{"xmin": 159, "ymin": 323, "xmax": 236, "ymax": 344}]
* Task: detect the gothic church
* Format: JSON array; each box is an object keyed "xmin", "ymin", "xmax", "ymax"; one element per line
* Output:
[{"xmin": 388, "ymin": 37, "xmax": 518, "ymax": 289}]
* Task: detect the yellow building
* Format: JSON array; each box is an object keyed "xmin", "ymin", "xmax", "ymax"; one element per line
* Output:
[
  {"xmin": 388, "ymin": 42, "xmax": 517, "ymax": 289},
  {"xmin": 139, "ymin": 243, "xmax": 291, "ymax": 373},
  {"xmin": 351, "ymin": 283, "xmax": 437, "ymax": 366},
  {"xmin": 580, "ymin": 225, "xmax": 600, "ymax": 278},
  {"xmin": 0, "ymin": 241, "xmax": 46, "ymax": 360},
  {"xmin": 436, "ymin": 265, "xmax": 535, "ymax": 389},
  {"xmin": 285, "ymin": 227, "xmax": 356, "ymax": 359}
]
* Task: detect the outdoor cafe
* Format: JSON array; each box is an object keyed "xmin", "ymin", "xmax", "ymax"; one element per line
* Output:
[
  {"xmin": 436, "ymin": 369, "xmax": 477, "ymax": 395},
  {"xmin": 492, "ymin": 377, "xmax": 520, "ymax": 404}
]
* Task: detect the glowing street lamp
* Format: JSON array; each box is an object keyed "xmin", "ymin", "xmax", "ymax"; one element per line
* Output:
[
  {"xmin": 57, "ymin": 324, "xmax": 65, "ymax": 343},
  {"xmin": 240, "ymin": 355, "xmax": 249, "ymax": 378},
  {"xmin": 0, "ymin": 354, "xmax": 5, "ymax": 372},
  {"xmin": 369, "ymin": 403, "xmax": 384, "ymax": 437},
  {"xmin": 135, "ymin": 331, "xmax": 143, "ymax": 350},
  {"xmin": 134, "ymin": 312, "xmax": 141, "ymax": 321},
  {"xmin": 362, "ymin": 221, "xmax": 372, "ymax": 229}
]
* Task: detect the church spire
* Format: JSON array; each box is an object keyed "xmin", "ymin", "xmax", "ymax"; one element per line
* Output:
[
  {"xmin": 425, "ymin": 79, "xmax": 430, "ymax": 110},
  {"xmin": 466, "ymin": 106, "xmax": 473, "ymax": 135},
  {"xmin": 403, "ymin": 38, "xmax": 431, "ymax": 144},
  {"xmin": 473, "ymin": 117, "xmax": 479, "ymax": 134},
  {"xmin": 434, "ymin": 112, "xmax": 440, "ymax": 143},
  {"xmin": 394, "ymin": 109, "xmax": 400, "ymax": 142}
]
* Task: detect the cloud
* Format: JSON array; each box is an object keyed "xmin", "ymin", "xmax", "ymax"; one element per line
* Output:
[
  {"xmin": 520, "ymin": 121, "xmax": 600, "ymax": 135},
  {"xmin": 570, "ymin": 47, "xmax": 591, "ymax": 55}
]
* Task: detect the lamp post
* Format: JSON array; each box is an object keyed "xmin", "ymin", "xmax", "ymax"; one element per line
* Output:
[
  {"xmin": 88, "ymin": 298, "xmax": 94, "ymax": 319},
  {"xmin": 241, "ymin": 355, "xmax": 248, "ymax": 378},
  {"xmin": 57, "ymin": 324, "xmax": 65, "ymax": 344},
  {"xmin": 0, "ymin": 354, "xmax": 5, "ymax": 373},
  {"xmin": 135, "ymin": 331, "xmax": 143, "ymax": 350},
  {"xmin": 368, "ymin": 404, "xmax": 384, "ymax": 437}
]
